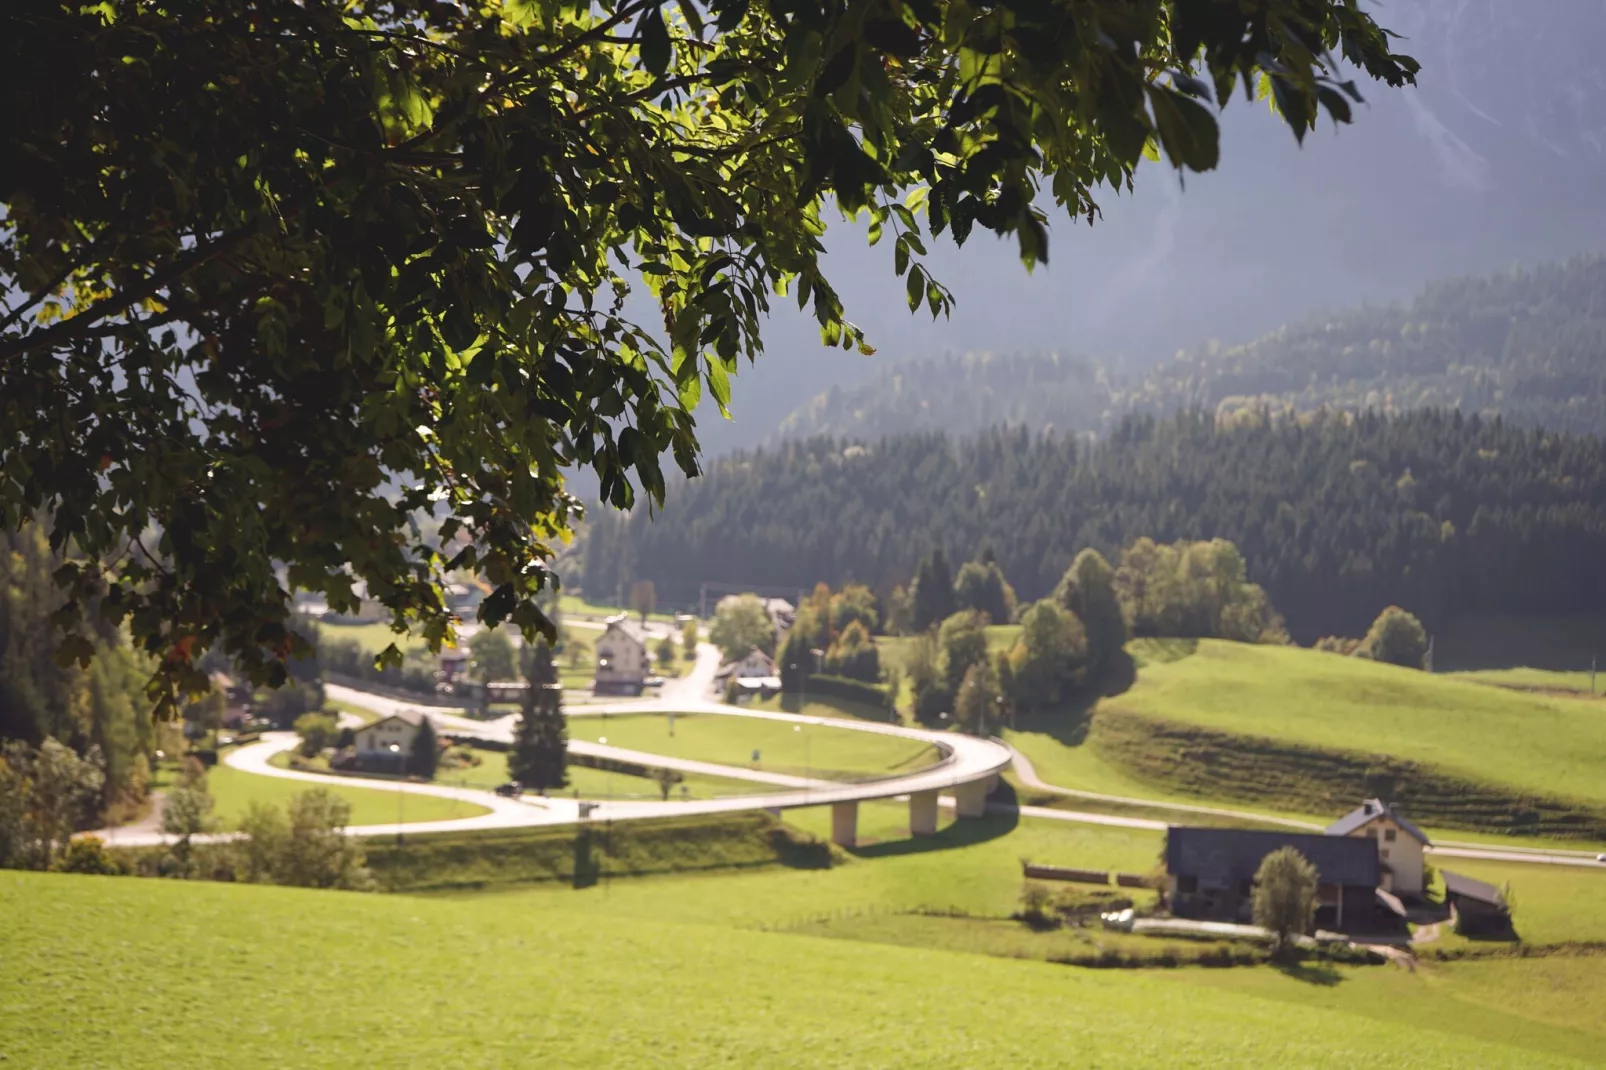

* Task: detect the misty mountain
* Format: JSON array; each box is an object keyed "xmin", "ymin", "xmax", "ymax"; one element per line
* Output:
[
  {"xmin": 687, "ymin": 0, "xmax": 1606, "ymax": 455},
  {"xmin": 775, "ymin": 255, "xmax": 1606, "ymax": 441}
]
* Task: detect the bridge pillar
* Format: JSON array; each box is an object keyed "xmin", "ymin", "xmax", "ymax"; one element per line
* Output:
[
  {"xmin": 954, "ymin": 779, "xmax": 990, "ymax": 819},
  {"xmin": 831, "ymin": 801, "xmax": 858, "ymax": 848},
  {"xmin": 909, "ymin": 790, "xmax": 939, "ymax": 836}
]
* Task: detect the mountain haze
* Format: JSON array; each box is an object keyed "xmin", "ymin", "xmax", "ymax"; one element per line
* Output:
[
  {"xmin": 691, "ymin": 0, "xmax": 1606, "ymax": 455},
  {"xmin": 776, "ymin": 255, "xmax": 1606, "ymax": 441}
]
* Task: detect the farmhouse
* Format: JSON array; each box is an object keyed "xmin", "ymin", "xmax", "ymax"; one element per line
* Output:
[
  {"xmin": 1164, "ymin": 827, "xmax": 1390, "ymax": 932},
  {"xmin": 354, "ymin": 711, "xmax": 432, "ymax": 773},
  {"xmin": 715, "ymin": 647, "xmax": 780, "ymax": 695},
  {"xmin": 1442, "ymin": 869, "xmax": 1513, "ymax": 936},
  {"xmin": 594, "ymin": 615, "xmax": 649, "ymax": 696},
  {"xmin": 1326, "ymin": 798, "xmax": 1433, "ymax": 899}
]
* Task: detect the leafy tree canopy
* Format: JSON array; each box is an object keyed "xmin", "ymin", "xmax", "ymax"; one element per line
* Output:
[{"xmin": 1, "ymin": 0, "xmax": 1416, "ymax": 714}]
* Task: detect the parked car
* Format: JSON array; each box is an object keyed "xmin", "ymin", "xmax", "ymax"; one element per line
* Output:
[
  {"xmin": 1596, "ymin": 853, "xmax": 1606, "ymax": 864},
  {"xmin": 494, "ymin": 781, "xmax": 523, "ymax": 797},
  {"xmin": 643, "ymin": 675, "xmax": 666, "ymax": 689}
]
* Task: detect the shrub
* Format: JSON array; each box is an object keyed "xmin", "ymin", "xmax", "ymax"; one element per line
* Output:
[
  {"xmin": 1017, "ymin": 881, "xmax": 1061, "ymax": 930},
  {"xmin": 1360, "ymin": 606, "xmax": 1429, "ymax": 668},
  {"xmin": 293, "ymin": 712, "xmax": 339, "ymax": 757},
  {"xmin": 55, "ymin": 836, "xmax": 124, "ymax": 876}
]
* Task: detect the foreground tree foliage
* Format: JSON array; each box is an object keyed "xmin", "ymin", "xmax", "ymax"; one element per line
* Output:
[{"xmin": 1, "ymin": 0, "xmax": 1415, "ymax": 711}]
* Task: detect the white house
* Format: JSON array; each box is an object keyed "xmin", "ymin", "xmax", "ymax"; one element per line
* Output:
[
  {"xmin": 714, "ymin": 647, "xmax": 780, "ymax": 696},
  {"xmin": 593, "ymin": 615, "xmax": 649, "ymax": 696},
  {"xmin": 1326, "ymin": 798, "xmax": 1432, "ymax": 899},
  {"xmin": 354, "ymin": 711, "xmax": 432, "ymax": 773}
]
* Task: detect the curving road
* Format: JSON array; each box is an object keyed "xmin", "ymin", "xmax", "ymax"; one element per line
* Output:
[{"xmin": 100, "ymin": 640, "xmax": 1606, "ymax": 870}]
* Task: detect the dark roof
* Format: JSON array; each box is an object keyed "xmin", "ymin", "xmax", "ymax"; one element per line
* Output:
[
  {"xmin": 1165, "ymin": 827, "xmax": 1380, "ymax": 888},
  {"xmin": 1441, "ymin": 869, "xmax": 1507, "ymax": 908},
  {"xmin": 1325, "ymin": 798, "xmax": 1432, "ymax": 846}
]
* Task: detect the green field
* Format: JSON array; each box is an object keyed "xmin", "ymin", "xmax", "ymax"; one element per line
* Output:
[
  {"xmin": 565, "ymin": 712, "xmax": 941, "ymax": 781},
  {"xmin": 206, "ymin": 761, "xmax": 490, "ymax": 829},
  {"xmin": 7, "ymin": 861, "xmax": 1605, "ymax": 1067},
  {"xmin": 1450, "ymin": 667, "xmax": 1602, "ymax": 696},
  {"xmin": 1092, "ymin": 640, "xmax": 1606, "ymax": 813},
  {"xmin": 433, "ymin": 748, "xmax": 761, "ymax": 800}
]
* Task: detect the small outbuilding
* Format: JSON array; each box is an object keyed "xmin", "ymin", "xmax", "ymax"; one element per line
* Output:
[{"xmin": 1442, "ymin": 869, "xmax": 1513, "ymax": 936}]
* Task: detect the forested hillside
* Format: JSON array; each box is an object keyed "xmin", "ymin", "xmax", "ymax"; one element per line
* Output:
[
  {"xmin": 775, "ymin": 256, "xmax": 1606, "ymax": 442},
  {"xmin": 579, "ymin": 410, "xmax": 1606, "ymax": 641}
]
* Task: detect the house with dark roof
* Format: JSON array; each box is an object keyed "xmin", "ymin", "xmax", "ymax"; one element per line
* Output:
[
  {"xmin": 1164, "ymin": 827, "xmax": 1391, "ymax": 932},
  {"xmin": 1326, "ymin": 798, "xmax": 1433, "ymax": 899},
  {"xmin": 1441, "ymin": 869, "xmax": 1513, "ymax": 936}
]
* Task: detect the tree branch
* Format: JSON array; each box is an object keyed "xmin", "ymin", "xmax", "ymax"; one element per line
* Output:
[{"xmin": 0, "ymin": 225, "xmax": 257, "ymax": 361}]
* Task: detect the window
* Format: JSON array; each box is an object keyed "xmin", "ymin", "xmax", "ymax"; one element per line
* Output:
[
  {"xmin": 1384, "ymin": 828, "xmax": 1397, "ymax": 842},
  {"xmin": 1382, "ymin": 848, "xmax": 1391, "ymax": 859}
]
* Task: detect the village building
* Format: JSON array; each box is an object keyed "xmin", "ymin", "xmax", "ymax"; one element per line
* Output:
[
  {"xmin": 762, "ymin": 598, "xmax": 796, "ymax": 636},
  {"xmin": 714, "ymin": 647, "xmax": 781, "ymax": 697},
  {"xmin": 1326, "ymin": 797, "xmax": 1433, "ymax": 899},
  {"xmin": 593, "ymin": 615, "xmax": 649, "ymax": 696},
  {"xmin": 1164, "ymin": 826, "xmax": 1393, "ymax": 932},
  {"xmin": 354, "ymin": 710, "xmax": 432, "ymax": 773},
  {"xmin": 1442, "ymin": 869, "xmax": 1513, "ymax": 936}
]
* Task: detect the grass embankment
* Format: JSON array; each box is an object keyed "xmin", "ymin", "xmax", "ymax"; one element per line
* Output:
[
  {"xmin": 7, "ymin": 863, "xmax": 1603, "ymax": 1067},
  {"xmin": 565, "ymin": 712, "xmax": 941, "ymax": 781},
  {"xmin": 318, "ymin": 620, "xmax": 421, "ymax": 655},
  {"xmin": 365, "ymin": 812, "xmax": 833, "ymax": 893},
  {"xmin": 1012, "ymin": 639, "xmax": 1606, "ymax": 840},
  {"xmin": 206, "ymin": 760, "xmax": 489, "ymax": 829}
]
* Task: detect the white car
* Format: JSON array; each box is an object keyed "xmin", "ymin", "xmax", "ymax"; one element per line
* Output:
[{"xmin": 1596, "ymin": 854, "xmax": 1606, "ymax": 864}]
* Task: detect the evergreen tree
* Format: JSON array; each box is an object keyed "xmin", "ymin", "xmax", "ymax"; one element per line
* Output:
[
  {"xmin": 912, "ymin": 550, "xmax": 956, "ymax": 632},
  {"xmin": 408, "ymin": 716, "xmax": 439, "ymax": 780},
  {"xmin": 523, "ymin": 639, "xmax": 558, "ymax": 686},
  {"xmin": 954, "ymin": 558, "xmax": 1016, "ymax": 625},
  {"xmin": 508, "ymin": 686, "xmax": 568, "ymax": 794}
]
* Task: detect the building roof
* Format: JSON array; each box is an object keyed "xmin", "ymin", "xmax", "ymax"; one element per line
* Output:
[
  {"xmin": 1441, "ymin": 869, "xmax": 1508, "ymax": 908},
  {"xmin": 716, "ymin": 647, "xmax": 777, "ymax": 679},
  {"xmin": 1325, "ymin": 798, "xmax": 1433, "ymax": 846},
  {"xmin": 601, "ymin": 614, "xmax": 649, "ymax": 647},
  {"xmin": 366, "ymin": 710, "xmax": 431, "ymax": 728},
  {"xmin": 1165, "ymin": 827, "xmax": 1381, "ymax": 888}
]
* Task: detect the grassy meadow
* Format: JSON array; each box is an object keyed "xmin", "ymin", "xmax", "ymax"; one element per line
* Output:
[
  {"xmin": 565, "ymin": 712, "xmax": 941, "ymax": 781},
  {"xmin": 205, "ymin": 760, "xmax": 490, "ymax": 829},
  {"xmin": 8, "ymin": 838, "xmax": 1606, "ymax": 1068}
]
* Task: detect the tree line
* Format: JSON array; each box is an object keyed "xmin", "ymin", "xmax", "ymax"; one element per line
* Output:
[{"xmin": 580, "ymin": 408, "xmax": 1606, "ymax": 641}]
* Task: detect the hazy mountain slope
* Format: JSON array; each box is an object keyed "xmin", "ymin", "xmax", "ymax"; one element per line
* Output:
[
  {"xmin": 689, "ymin": 1, "xmax": 1606, "ymax": 455},
  {"xmin": 774, "ymin": 255, "xmax": 1606, "ymax": 441}
]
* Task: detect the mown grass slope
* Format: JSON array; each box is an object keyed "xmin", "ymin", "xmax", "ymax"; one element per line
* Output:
[
  {"xmin": 1102, "ymin": 641, "xmax": 1606, "ymax": 807},
  {"xmin": 3, "ymin": 869, "xmax": 1593, "ymax": 1069},
  {"xmin": 1011, "ymin": 640, "xmax": 1606, "ymax": 838}
]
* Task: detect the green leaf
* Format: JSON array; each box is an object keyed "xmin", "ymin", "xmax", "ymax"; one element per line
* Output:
[
  {"xmin": 705, "ymin": 357, "xmax": 732, "ymax": 417},
  {"xmin": 640, "ymin": 5, "xmax": 671, "ymax": 77},
  {"xmin": 905, "ymin": 265, "xmax": 924, "ymax": 311},
  {"xmin": 1146, "ymin": 84, "xmax": 1221, "ymax": 172}
]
